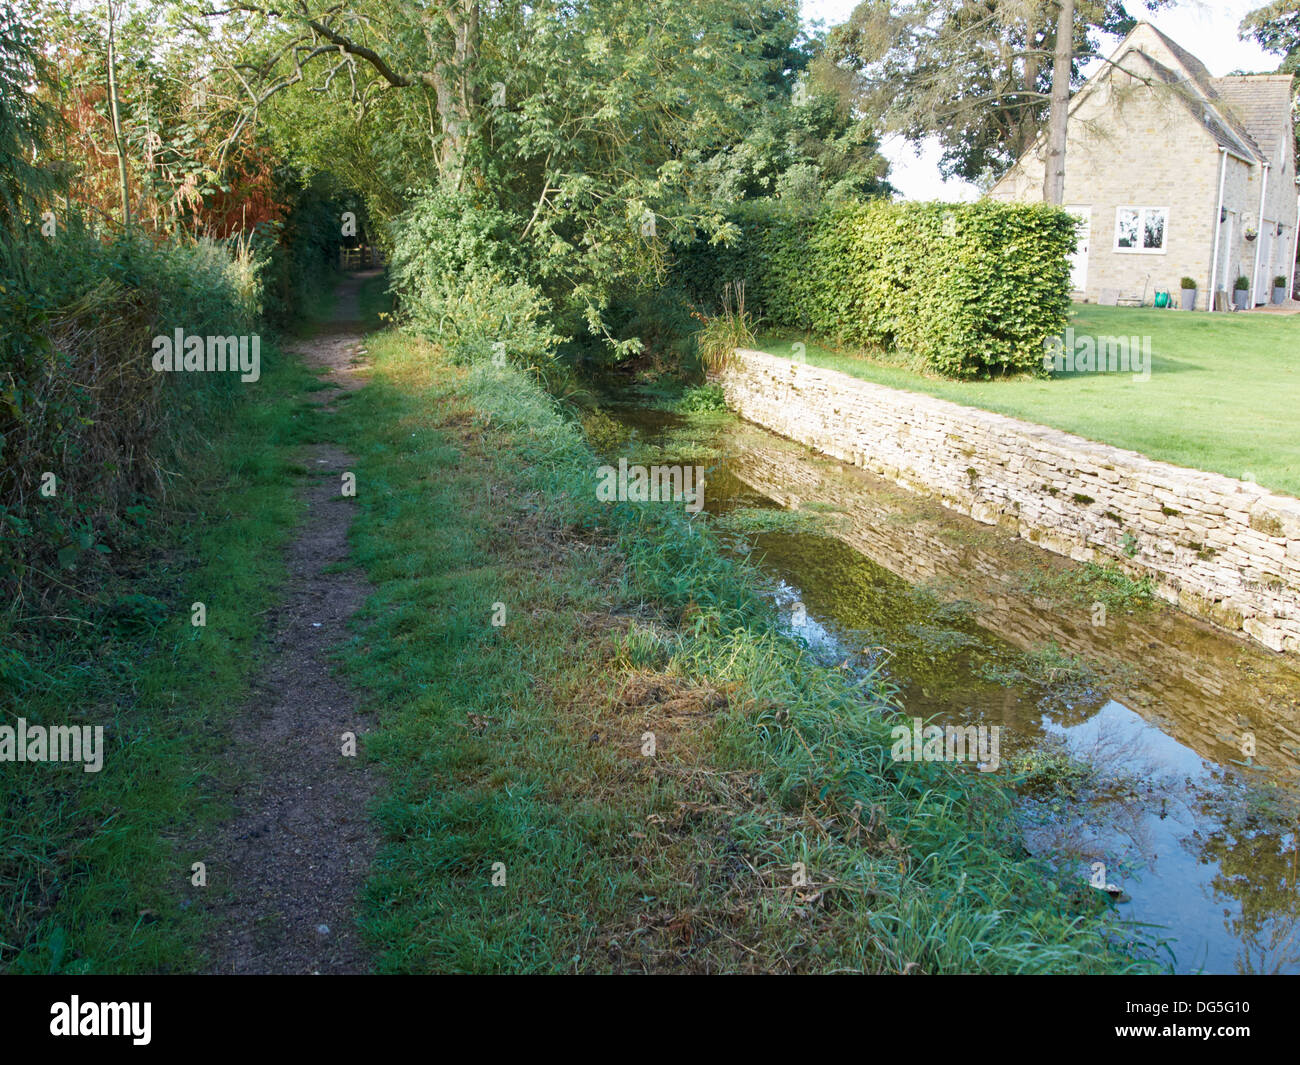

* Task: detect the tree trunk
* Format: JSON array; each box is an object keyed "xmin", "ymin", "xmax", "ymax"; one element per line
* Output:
[
  {"xmin": 106, "ymin": 0, "xmax": 130, "ymax": 227},
  {"xmin": 425, "ymin": 0, "xmax": 479, "ymax": 190},
  {"xmin": 1042, "ymin": 0, "xmax": 1074, "ymax": 204},
  {"xmin": 1017, "ymin": 30, "xmax": 1043, "ymax": 164}
]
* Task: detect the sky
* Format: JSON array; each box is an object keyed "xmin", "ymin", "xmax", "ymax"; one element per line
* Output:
[{"xmin": 799, "ymin": 0, "xmax": 1283, "ymax": 201}]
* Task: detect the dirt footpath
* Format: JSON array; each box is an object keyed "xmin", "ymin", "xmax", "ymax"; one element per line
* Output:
[{"xmin": 203, "ymin": 271, "xmax": 381, "ymax": 974}]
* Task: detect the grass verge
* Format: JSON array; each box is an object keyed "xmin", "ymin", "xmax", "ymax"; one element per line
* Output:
[
  {"xmin": 1, "ymin": 341, "xmax": 319, "ymax": 973},
  {"xmin": 333, "ymin": 327, "xmax": 1166, "ymax": 973}
]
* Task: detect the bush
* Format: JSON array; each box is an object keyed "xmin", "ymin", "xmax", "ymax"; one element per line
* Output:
[
  {"xmin": 1180, "ymin": 277, "xmax": 1197, "ymax": 289},
  {"xmin": 0, "ymin": 221, "xmax": 260, "ymax": 606},
  {"xmin": 673, "ymin": 198, "xmax": 1076, "ymax": 379},
  {"xmin": 677, "ymin": 383, "xmax": 728, "ymax": 412},
  {"xmin": 386, "ymin": 187, "xmax": 564, "ymax": 374},
  {"xmin": 404, "ymin": 265, "xmax": 562, "ymax": 374},
  {"xmin": 388, "ymin": 186, "xmax": 530, "ymax": 315},
  {"xmin": 1234, "ymin": 275, "xmax": 1250, "ymax": 291}
]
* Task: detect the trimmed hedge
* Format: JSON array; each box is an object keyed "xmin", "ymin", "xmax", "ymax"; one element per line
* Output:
[{"xmin": 674, "ymin": 199, "xmax": 1076, "ymax": 379}]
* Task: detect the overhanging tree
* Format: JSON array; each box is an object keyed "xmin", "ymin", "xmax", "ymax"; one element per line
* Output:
[
  {"xmin": 179, "ymin": 0, "xmax": 810, "ymax": 337},
  {"xmin": 822, "ymin": 0, "xmax": 1172, "ymax": 197},
  {"xmin": 1240, "ymin": 1, "xmax": 1300, "ymax": 72},
  {"xmin": 1240, "ymin": 2, "xmax": 1300, "ymax": 227}
]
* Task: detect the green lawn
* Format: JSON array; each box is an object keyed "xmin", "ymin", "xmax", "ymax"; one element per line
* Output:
[{"xmin": 755, "ymin": 305, "xmax": 1300, "ymax": 498}]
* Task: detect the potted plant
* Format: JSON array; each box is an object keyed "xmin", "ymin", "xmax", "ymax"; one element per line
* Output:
[
  {"xmin": 1245, "ymin": 226, "xmax": 1259, "ymax": 242},
  {"xmin": 1273, "ymin": 275, "xmax": 1288, "ymax": 304},
  {"xmin": 1234, "ymin": 275, "xmax": 1250, "ymax": 310},
  {"xmin": 1180, "ymin": 276, "xmax": 1197, "ymax": 310}
]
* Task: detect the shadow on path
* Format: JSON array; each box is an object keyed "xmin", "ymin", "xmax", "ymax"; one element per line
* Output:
[{"xmin": 203, "ymin": 271, "xmax": 380, "ymax": 974}]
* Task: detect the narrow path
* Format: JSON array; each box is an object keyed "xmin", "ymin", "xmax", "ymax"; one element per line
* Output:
[{"xmin": 203, "ymin": 271, "xmax": 381, "ymax": 974}]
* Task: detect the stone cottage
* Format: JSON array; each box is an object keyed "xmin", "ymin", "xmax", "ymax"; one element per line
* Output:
[{"xmin": 988, "ymin": 22, "xmax": 1298, "ymax": 310}]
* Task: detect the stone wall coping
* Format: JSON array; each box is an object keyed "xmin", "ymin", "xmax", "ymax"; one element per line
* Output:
[{"xmin": 733, "ymin": 348, "xmax": 1300, "ymax": 522}]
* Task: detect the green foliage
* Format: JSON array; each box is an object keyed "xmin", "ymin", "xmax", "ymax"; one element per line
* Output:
[
  {"xmin": 1028, "ymin": 562, "xmax": 1154, "ymax": 614},
  {"xmin": 574, "ymin": 285, "xmax": 701, "ymax": 374},
  {"xmin": 101, "ymin": 592, "xmax": 170, "ymax": 636},
  {"xmin": 386, "ymin": 187, "xmax": 566, "ymax": 372},
  {"xmin": 699, "ymin": 83, "xmax": 893, "ymax": 207},
  {"xmin": 1235, "ymin": 275, "xmax": 1251, "ymax": 291},
  {"xmin": 676, "ymin": 198, "xmax": 1076, "ymax": 379},
  {"xmin": 1240, "ymin": 1, "xmax": 1300, "ymax": 74},
  {"xmin": 677, "ymin": 383, "xmax": 728, "ymax": 413},
  {"xmin": 229, "ymin": 0, "xmax": 815, "ymax": 351},
  {"xmin": 0, "ymin": 0, "xmax": 58, "ymax": 231},
  {"xmin": 1180, "ymin": 276, "xmax": 1197, "ymax": 289},
  {"xmin": 388, "ymin": 186, "xmax": 530, "ymax": 304},
  {"xmin": 0, "ymin": 220, "xmax": 263, "ymax": 608},
  {"xmin": 402, "ymin": 264, "xmax": 563, "ymax": 375}
]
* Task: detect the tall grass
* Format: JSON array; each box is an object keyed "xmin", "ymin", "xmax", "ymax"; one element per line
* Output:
[
  {"xmin": 0, "ymin": 335, "xmax": 317, "ymax": 973},
  {"xmin": 695, "ymin": 280, "xmax": 756, "ymax": 376},
  {"xmin": 334, "ymin": 326, "xmax": 1165, "ymax": 973},
  {"xmin": 0, "ymin": 223, "xmax": 265, "ymax": 614},
  {"xmin": 0, "ymin": 218, "xmax": 331, "ymax": 973}
]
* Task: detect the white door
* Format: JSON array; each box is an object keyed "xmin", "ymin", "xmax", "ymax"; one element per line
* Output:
[
  {"xmin": 1066, "ymin": 205, "xmax": 1091, "ymax": 292},
  {"xmin": 1255, "ymin": 223, "xmax": 1273, "ymax": 304}
]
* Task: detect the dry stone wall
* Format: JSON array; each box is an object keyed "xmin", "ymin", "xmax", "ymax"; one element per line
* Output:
[
  {"xmin": 727, "ymin": 437, "xmax": 1300, "ymax": 772},
  {"xmin": 718, "ymin": 349, "xmax": 1300, "ymax": 654}
]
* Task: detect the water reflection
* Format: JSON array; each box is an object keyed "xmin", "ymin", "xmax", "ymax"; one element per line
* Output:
[{"xmin": 599, "ymin": 400, "xmax": 1300, "ymax": 974}]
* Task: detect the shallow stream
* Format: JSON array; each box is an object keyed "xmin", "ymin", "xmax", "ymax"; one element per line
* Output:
[{"xmin": 598, "ymin": 399, "xmax": 1300, "ymax": 974}]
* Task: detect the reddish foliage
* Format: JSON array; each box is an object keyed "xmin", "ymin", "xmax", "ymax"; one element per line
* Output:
[{"xmin": 46, "ymin": 46, "xmax": 288, "ymax": 237}]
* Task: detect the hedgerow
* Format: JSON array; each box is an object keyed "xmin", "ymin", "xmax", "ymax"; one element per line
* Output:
[
  {"xmin": 0, "ymin": 224, "xmax": 264, "ymax": 609},
  {"xmin": 674, "ymin": 198, "xmax": 1076, "ymax": 379}
]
